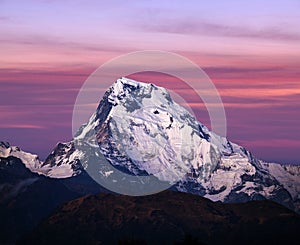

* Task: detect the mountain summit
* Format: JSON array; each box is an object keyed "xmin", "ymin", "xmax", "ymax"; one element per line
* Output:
[{"xmin": 1, "ymin": 77, "xmax": 299, "ymax": 213}]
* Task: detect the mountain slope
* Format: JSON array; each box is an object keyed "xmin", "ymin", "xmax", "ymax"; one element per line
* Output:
[
  {"xmin": 2, "ymin": 143, "xmax": 298, "ymax": 244},
  {"xmin": 0, "ymin": 142, "xmax": 106, "ymax": 244},
  {"xmin": 0, "ymin": 154, "xmax": 79, "ymax": 244},
  {"xmin": 18, "ymin": 191, "xmax": 300, "ymax": 245}
]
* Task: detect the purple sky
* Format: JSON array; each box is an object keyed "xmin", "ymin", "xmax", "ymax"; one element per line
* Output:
[{"xmin": 0, "ymin": 0, "xmax": 300, "ymax": 164}]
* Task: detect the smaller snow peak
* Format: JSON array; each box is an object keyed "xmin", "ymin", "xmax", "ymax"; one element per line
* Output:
[{"xmin": 0, "ymin": 141, "xmax": 44, "ymax": 175}]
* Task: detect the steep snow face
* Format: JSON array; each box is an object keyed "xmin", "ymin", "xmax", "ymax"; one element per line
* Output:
[
  {"xmin": 263, "ymin": 163, "xmax": 300, "ymax": 200},
  {"xmin": 42, "ymin": 142, "xmax": 84, "ymax": 178},
  {"xmin": 201, "ymin": 153, "xmax": 257, "ymax": 202},
  {"xmin": 94, "ymin": 77, "xmax": 231, "ymax": 183},
  {"xmin": 262, "ymin": 162, "xmax": 300, "ymax": 212}
]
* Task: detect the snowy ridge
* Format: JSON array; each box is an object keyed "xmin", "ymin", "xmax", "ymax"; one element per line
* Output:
[
  {"xmin": 262, "ymin": 162, "xmax": 300, "ymax": 211},
  {"xmin": 202, "ymin": 153, "xmax": 257, "ymax": 202},
  {"xmin": 0, "ymin": 141, "xmax": 42, "ymax": 173},
  {"xmin": 0, "ymin": 141, "xmax": 82, "ymax": 178}
]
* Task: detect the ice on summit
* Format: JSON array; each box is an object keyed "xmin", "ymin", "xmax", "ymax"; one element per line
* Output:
[{"xmin": 108, "ymin": 77, "xmax": 140, "ymax": 105}]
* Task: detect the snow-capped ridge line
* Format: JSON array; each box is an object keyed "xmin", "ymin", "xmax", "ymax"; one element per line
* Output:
[{"xmin": 0, "ymin": 141, "xmax": 82, "ymax": 178}]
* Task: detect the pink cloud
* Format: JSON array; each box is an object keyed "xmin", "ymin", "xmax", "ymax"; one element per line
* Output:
[
  {"xmin": 0, "ymin": 124, "xmax": 46, "ymax": 129},
  {"xmin": 138, "ymin": 18, "xmax": 300, "ymax": 41}
]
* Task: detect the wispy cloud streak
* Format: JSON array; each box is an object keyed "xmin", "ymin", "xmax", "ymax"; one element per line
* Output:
[{"xmin": 139, "ymin": 19, "xmax": 300, "ymax": 41}]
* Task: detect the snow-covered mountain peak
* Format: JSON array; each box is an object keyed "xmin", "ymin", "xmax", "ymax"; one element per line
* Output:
[
  {"xmin": 73, "ymin": 77, "xmax": 300, "ymax": 212},
  {"xmin": 93, "ymin": 77, "xmax": 224, "ymax": 182},
  {"xmin": 1, "ymin": 77, "xmax": 299, "ymax": 213}
]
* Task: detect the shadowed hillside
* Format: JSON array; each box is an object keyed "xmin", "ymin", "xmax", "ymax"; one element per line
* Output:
[{"xmin": 19, "ymin": 190, "xmax": 300, "ymax": 245}]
